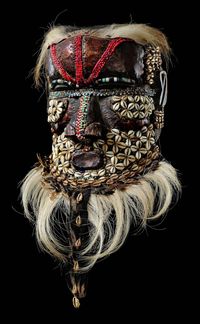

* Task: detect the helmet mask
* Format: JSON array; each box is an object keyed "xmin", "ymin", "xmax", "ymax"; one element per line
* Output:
[{"xmin": 21, "ymin": 24, "xmax": 180, "ymax": 308}]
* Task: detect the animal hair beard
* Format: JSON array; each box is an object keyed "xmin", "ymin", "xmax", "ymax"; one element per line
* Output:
[{"xmin": 21, "ymin": 160, "xmax": 181, "ymax": 273}]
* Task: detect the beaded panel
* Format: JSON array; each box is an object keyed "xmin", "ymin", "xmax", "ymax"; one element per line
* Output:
[{"xmin": 44, "ymin": 94, "xmax": 160, "ymax": 189}]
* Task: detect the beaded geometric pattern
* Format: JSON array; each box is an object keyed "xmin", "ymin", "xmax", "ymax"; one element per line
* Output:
[
  {"xmin": 111, "ymin": 95, "xmax": 155, "ymax": 119},
  {"xmin": 145, "ymin": 46, "xmax": 162, "ymax": 85},
  {"xmin": 44, "ymin": 93, "xmax": 160, "ymax": 189}
]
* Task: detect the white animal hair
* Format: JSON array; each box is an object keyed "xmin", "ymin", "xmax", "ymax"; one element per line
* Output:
[{"xmin": 21, "ymin": 161, "xmax": 181, "ymax": 272}]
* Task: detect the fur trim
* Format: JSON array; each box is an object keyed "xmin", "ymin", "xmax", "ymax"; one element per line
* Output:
[{"xmin": 21, "ymin": 161, "xmax": 181, "ymax": 272}]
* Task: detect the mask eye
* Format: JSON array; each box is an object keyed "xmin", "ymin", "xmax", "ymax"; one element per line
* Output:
[
  {"xmin": 95, "ymin": 77, "xmax": 135, "ymax": 89},
  {"xmin": 49, "ymin": 79, "xmax": 74, "ymax": 91}
]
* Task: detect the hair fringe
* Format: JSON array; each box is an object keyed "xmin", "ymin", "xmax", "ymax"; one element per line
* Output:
[{"xmin": 21, "ymin": 161, "xmax": 181, "ymax": 272}]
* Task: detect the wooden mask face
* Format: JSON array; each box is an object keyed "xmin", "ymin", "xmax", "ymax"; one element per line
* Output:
[{"xmin": 45, "ymin": 36, "xmax": 162, "ymax": 190}]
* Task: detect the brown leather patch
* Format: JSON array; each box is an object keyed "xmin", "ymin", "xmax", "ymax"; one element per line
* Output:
[{"xmin": 46, "ymin": 36, "xmax": 144, "ymax": 83}]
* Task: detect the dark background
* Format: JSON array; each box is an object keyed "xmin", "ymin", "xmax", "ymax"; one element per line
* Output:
[{"xmin": 8, "ymin": 3, "xmax": 197, "ymax": 322}]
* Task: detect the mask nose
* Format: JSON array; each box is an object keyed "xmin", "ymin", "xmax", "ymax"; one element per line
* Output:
[{"xmin": 75, "ymin": 95, "xmax": 103, "ymax": 141}]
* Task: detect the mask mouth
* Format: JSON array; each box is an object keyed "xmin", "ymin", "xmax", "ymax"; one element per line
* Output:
[{"xmin": 72, "ymin": 149, "xmax": 104, "ymax": 170}]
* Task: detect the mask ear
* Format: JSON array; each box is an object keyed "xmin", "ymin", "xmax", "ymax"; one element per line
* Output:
[
  {"xmin": 154, "ymin": 70, "xmax": 168, "ymax": 141},
  {"xmin": 143, "ymin": 45, "xmax": 163, "ymax": 85},
  {"xmin": 143, "ymin": 45, "xmax": 168, "ymax": 142}
]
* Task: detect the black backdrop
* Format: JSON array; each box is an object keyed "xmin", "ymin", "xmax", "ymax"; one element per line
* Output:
[{"xmin": 8, "ymin": 3, "xmax": 196, "ymax": 322}]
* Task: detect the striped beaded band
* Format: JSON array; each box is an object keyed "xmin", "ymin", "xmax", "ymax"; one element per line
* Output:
[
  {"xmin": 49, "ymin": 86, "xmax": 156, "ymax": 99},
  {"xmin": 75, "ymin": 95, "xmax": 90, "ymax": 140},
  {"xmin": 95, "ymin": 77, "xmax": 135, "ymax": 84},
  {"xmin": 49, "ymin": 77, "xmax": 136, "ymax": 90}
]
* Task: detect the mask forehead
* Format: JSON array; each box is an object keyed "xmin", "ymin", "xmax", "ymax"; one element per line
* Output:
[{"xmin": 46, "ymin": 36, "xmax": 145, "ymax": 85}]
